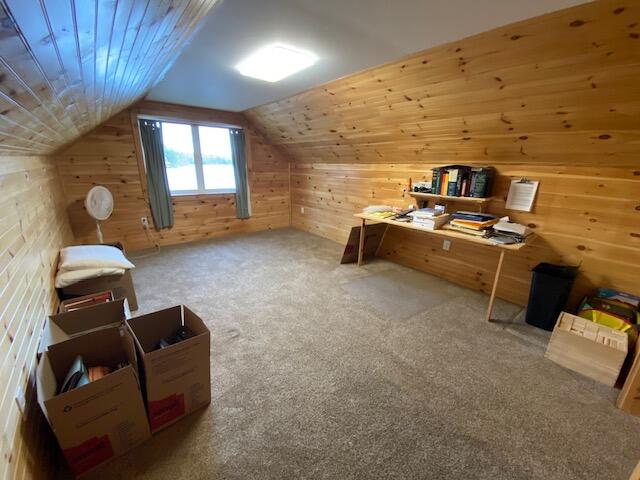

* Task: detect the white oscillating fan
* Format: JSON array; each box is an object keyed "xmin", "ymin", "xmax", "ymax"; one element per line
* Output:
[{"xmin": 85, "ymin": 186, "xmax": 114, "ymax": 243}]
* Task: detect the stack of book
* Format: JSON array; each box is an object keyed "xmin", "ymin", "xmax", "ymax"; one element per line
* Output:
[
  {"xmin": 408, "ymin": 208, "xmax": 450, "ymax": 230},
  {"xmin": 443, "ymin": 211, "xmax": 499, "ymax": 237},
  {"xmin": 430, "ymin": 166, "xmax": 495, "ymax": 198}
]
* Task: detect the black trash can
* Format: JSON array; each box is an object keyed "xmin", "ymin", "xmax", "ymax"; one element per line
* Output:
[{"xmin": 525, "ymin": 263, "xmax": 579, "ymax": 331}]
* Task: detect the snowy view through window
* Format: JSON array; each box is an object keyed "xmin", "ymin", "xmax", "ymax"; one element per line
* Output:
[
  {"xmin": 161, "ymin": 122, "xmax": 236, "ymax": 194},
  {"xmin": 199, "ymin": 126, "xmax": 235, "ymax": 191}
]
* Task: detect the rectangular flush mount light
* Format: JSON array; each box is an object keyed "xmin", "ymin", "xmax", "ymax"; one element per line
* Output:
[{"xmin": 236, "ymin": 44, "xmax": 316, "ymax": 82}]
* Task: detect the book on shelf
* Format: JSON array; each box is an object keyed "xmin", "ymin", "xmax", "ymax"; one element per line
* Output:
[
  {"xmin": 429, "ymin": 165, "xmax": 493, "ymax": 198},
  {"xmin": 447, "ymin": 168, "xmax": 458, "ymax": 196},
  {"xmin": 469, "ymin": 167, "xmax": 495, "ymax": 198},
  {"xmin": 453, "ymin": 166, "xmax": 472, "ymax": 197},
  {"xmin": 461, "ymin": 177, "xmax": 469, "ymax": 197},
  {"xmin": 440, "ymin": 171, "xmax": 449, "ymax": 196},
  {"xmin": 431, "ymin": 168, "xmax": 442, "ymax": 196}
]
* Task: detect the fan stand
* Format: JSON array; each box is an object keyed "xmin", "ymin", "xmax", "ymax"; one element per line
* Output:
[{"xmin": 95, "ymin": 220, "xmax": 104, "ymax": 244}]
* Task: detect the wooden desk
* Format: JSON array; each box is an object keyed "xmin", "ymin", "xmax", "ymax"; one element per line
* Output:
[{"xmin": 354, "ymin": 213, "xmax": 533, "ymax": 322}]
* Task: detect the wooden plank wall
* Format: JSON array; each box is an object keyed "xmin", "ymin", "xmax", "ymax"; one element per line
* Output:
[
  {"xmin": 0, "ymin": 155, "xmax": 73, "ymax": 479},
  {"xmin": 55, "ymin": 101, "xmax": 291, "ymax": 251},
  {"xmin": 245, "ymin": 0, "xmax": 640, "ymax": 307},
  {"xmin": 0, "ymin": 0, "xmax": 218, "ymax": 155}
]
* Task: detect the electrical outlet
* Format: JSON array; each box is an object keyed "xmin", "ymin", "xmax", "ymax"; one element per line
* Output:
[
  {"xmin": 140, "ymin": 216, "xmax": 149, "ymax": 228},
  {"xmin": 442, "ymin": 240, "xmax": 451, "ymax": 251},
  {"xmin": 15, "ymin": 386, "xmax": 26, "ymax": 417},
  {"xmin": 300, "ymin": 207, "xmax": 305, "ymax": 214}
]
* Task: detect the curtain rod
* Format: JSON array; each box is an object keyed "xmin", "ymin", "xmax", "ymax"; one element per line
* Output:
[{"xmin": 137, "ymin": 113, "xmax": 243, "ymax": 130}]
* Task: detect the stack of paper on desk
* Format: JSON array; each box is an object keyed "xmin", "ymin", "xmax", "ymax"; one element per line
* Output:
[{"xmin": 410, "ymin": 213, "xmax": 450, "ymax": 230}]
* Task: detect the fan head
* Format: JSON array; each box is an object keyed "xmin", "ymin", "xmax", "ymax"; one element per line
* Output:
[{"xmin": 85, "ymin": 186, "xmax": 114, "ymax": 221}]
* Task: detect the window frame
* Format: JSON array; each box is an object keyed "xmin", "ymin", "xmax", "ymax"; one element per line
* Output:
[{"xmin": 138, "ymin": 115, "xmax": 241, "ymax": 197}]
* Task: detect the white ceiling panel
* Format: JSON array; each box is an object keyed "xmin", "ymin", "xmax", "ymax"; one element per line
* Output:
[{"xmin": 146, "ymin": 0, "xmax": 588, "ymax": 112}]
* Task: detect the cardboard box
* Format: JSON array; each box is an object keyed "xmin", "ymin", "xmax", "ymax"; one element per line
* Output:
[
  {"xmin": 60, "ymin": 270, "xmax": 139, "ymax": 311},
  {"xmin": 617, "ymin": 341, "xmax": 640, "ymax": 416},
  {"xmin": 59, "ymin": 290, "xmax": 114, "ymax": 313},
  {"xmin": 340, "ymin": 223, "xmax": 387, "ymax": 264},
  {"xmin": 545, "ymin": 311, "xmax": 628, "ymax": 387},
  {"xmin": 126, "ymin": 306, "xmax": 211, "ymax": 432},
  {"xmin": 58, "ymin": 290, "xmax": 131, "ymax": 318},
  {"xmin": 39, "ymin": 297, "xmax": 128, "ymax": 356},
  {"xmin": 36, "ymin": 327, "xmax": 150, "ymax": 476}
]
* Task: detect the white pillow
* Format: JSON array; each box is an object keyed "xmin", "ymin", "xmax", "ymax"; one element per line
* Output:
[
  {"xmin": 55, "ymin": 267, "xmax": 126, "ymax": 288},
  {"xmin": 58, "ymin": 245, "xmax": 135, "ymax": 271}
]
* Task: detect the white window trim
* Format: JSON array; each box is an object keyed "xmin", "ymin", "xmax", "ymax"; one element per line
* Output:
[{"xmin": 143, "ymin": 116, "xmax": 239, "ymax": 197}]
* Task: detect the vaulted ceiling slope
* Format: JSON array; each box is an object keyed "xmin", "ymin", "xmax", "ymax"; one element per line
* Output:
[
  {"xmin": 0, "ymin": 0, "xmax": 218, "ymax": 155},
  {"xmin": 147, "ymin": 0, "xmax": 586, "ymax": 112},
  {"xmin": 244, "ymin": 0, "xmax": 640, "ymax": 166}
]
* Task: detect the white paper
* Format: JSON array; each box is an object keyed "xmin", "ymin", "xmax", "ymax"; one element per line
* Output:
[{"xmin": 505, "ymin": 180, "xmax": 539, "ymax": 212}]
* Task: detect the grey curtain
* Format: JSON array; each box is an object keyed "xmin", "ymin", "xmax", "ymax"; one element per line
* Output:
[
  {"xmin": 230, "ymin": 128, "xmax": 251, "ymax": 219},
  {"xmin": 139, "ymin": 120, "xmax": 174, "ymax": 229}
]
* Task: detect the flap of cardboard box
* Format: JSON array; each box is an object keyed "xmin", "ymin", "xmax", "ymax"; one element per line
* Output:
[
  {"xmin": 60, "ymin": 270, "xmax": 138, "ymax": 311},
  {"xmin": 127, "ymin": 305, "xmax": 209, "ymax": 354},
  {"xmin": 39, "ymin": 298, "xmax": 127, "ymax": 355},
  {"xmin": 183, "ymin": 306, "xmax": 209, "ymax": 336}
]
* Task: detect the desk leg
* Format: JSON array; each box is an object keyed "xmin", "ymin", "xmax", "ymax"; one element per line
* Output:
[
  {"xmin": 357, "ymin": 219, "xmax": 366, "ymax": 266},
  {"xmin": 629, "ymin": 460, "xmax": 640, "ymax": 480},
  {"xmin": 486, "ymin": 249, "xmax": 505, "ymax": 322}
]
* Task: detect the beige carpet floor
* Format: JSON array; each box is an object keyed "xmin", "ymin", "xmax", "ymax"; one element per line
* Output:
[{"xmin": 72, "ymin": 228, "xmax": 640, "ymax": 480}]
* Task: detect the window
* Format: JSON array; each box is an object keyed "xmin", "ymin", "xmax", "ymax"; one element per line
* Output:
[{"xmin": 158, "ymin": 121, "xmax": 237, "ymax": 195}]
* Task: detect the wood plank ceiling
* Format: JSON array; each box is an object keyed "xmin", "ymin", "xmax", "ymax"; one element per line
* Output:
[
  {"xmin": 245, "ymin": 1, "xmax": 640, "ymax": 167},
  {"xmin": 0, "ymin": 0, "xmax": 219, "ymax": 155}
]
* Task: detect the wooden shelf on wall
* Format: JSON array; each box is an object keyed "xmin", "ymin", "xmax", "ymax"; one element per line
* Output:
[{"xmin": 408, "ymin": 192, "xmax": 494, "ymax": 204}]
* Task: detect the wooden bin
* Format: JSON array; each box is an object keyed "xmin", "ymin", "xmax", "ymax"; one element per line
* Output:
[
  {"xmin": 617, "ymin": 342, "xmax": 640, "ymax": 416},
  {"xmin": 545, "ymin": 311, "xmax": 628, "ymax": 387}
]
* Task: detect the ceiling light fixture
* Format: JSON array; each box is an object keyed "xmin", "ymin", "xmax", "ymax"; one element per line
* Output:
[{"xmin": 236, "ymin": 43, "xmax": 317, "ymax": 82}]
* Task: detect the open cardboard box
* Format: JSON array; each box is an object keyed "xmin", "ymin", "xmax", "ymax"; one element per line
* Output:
[
  {"xmin": 126, "ymin": 306, "xmax": 211, "ymax": 433},
  {"xmin": 58, "ymin": 290, "xmax": 132, "ymax": 316},
  {"xmin": 59, "ymin": 270, "xmax": 139, "ymax": 311},
  {"xmin": 59, "ymin": 290, "xmax": 115, "ymax": 313},
  {"xmin": 36, "ymin": 326, "xmax": 150, "ymax": 476},
  {"xmin": 38, "ymin": 296, "xmax": 128, "ymax": 357}
]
